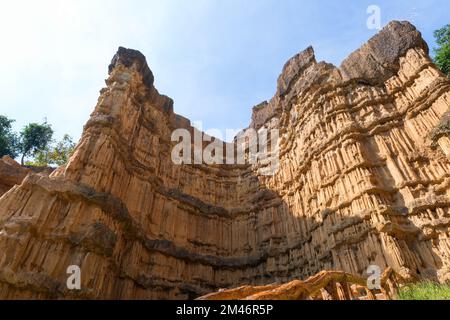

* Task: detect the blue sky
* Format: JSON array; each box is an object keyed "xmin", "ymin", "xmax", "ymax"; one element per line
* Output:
[{"xmin": 0, "ymin": 0, "xmax": 448, "ymax": 143}]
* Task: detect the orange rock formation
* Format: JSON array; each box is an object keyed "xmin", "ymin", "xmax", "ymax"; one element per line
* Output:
[
  {"xmin": 198, "ymin": 268, "xmax": 403, "ymax": 300},
  {"xmin": 0, "ymin": 21, "xmax": 449, "ymax": 299}
]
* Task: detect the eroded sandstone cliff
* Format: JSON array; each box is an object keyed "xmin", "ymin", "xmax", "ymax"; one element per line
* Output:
[{"xmin": 0, "ymin": 21, "xmax": 449, "ymax": 299}]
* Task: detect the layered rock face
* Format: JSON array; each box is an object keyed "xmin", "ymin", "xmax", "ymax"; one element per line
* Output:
[{"xmin": 0, "ymin": 21, "xmax": 450, "ymax": 300}]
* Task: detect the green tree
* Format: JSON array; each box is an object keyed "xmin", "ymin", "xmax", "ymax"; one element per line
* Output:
[
  {"xmin": 0, "ymin": 115, "xmax": 19, "ymax": 158},
  {"xmin": 31, "ymin": 134, "xmax": 76, "ymax": 167},
  {"xmin": 19, "ymin": 122, "xmax": 54, "ymax": 165},
  {"xmin": 434, "ymin": 24, "xmax": 450, "ymax": 77}
]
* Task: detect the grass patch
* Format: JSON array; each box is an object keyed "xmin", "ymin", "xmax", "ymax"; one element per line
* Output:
[{"xmin": 397, "ymin": 281, "xmax": 450, "ymax": 300}]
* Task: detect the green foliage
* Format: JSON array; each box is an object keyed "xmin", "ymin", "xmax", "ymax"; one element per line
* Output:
[
  {"xmin": 433, "ymin": 24, "xmax": 450, "ymax": 77},
  {"xmin": 0, "ymin": 116, "xmax": 75, "ymax": 167},
  {"xmin": 30, "ymin": 134, "xmax": 76, "ymax": 167},
  {"xmin": 19, "ymin": 122, "xmax": 54, "ymax": 165},
  {"xmin": 397, "ymin": 281, "xmax": 450, "ymax": 300},
  {"xmin": 0, "ymin": 115, "xmax": 20, "ymax": 158}
]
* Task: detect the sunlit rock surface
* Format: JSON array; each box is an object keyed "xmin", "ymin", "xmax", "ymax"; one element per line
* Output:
[{"xmin": 0, "ymin": 21, "xmax": 450, "ymax": 299}]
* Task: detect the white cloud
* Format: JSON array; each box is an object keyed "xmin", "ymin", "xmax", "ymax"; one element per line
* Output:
[{"xmin": 0, "ymin": 0, "xmax": 446, "ymax": 145}]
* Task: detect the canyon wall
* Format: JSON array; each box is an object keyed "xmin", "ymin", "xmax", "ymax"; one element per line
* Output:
[{"xmin": 0, "ymin": 21, "xmax": 449, "ymax": 299}]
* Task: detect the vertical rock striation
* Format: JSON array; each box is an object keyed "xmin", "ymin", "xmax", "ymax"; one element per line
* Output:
[{"xmin": 0, "ymin": 21, "xmax": 450, "ymax": 299}]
